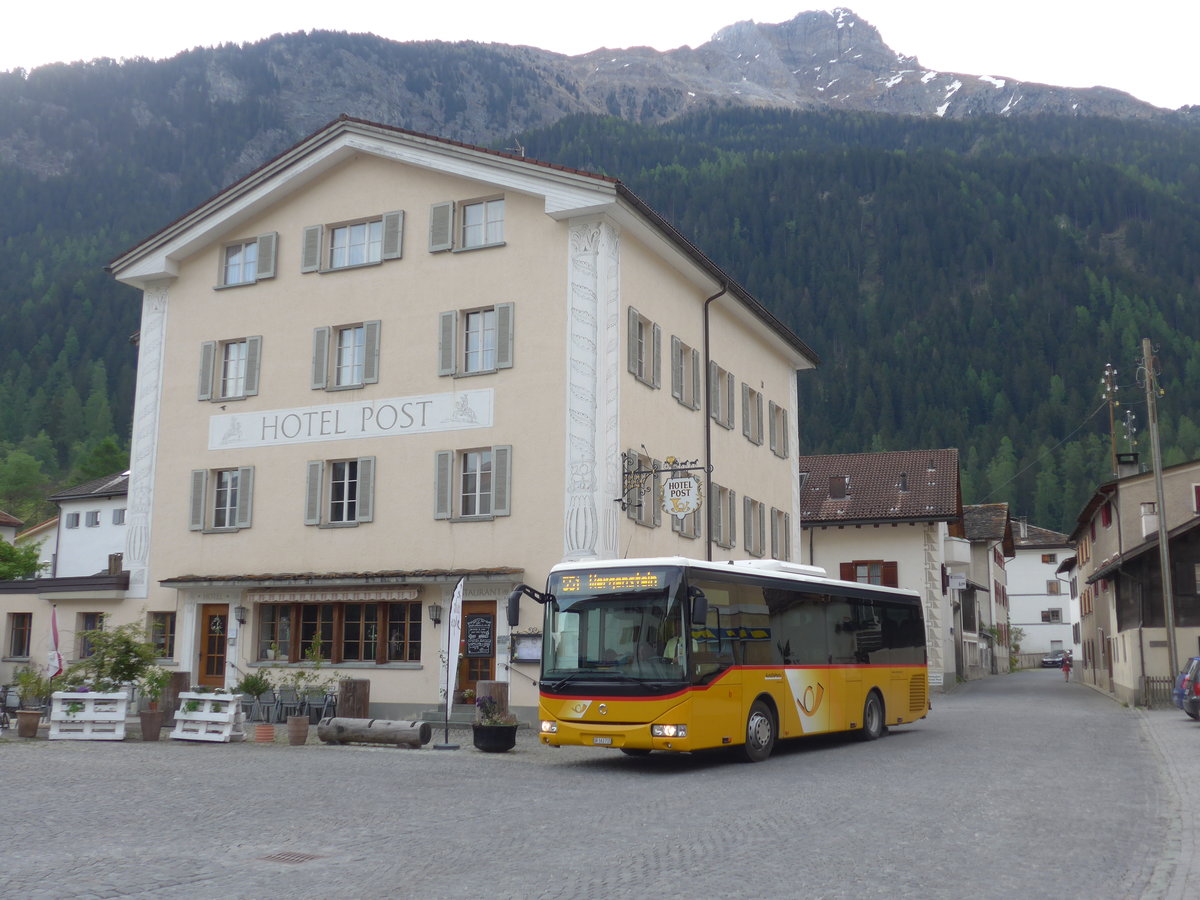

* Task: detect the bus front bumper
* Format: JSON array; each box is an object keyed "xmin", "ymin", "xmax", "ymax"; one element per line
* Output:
[{"xmin": 538, "ymin": 719, "xmax": 692, "ymax": 752}]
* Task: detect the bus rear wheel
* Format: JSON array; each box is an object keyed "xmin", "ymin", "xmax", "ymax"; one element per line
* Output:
[
  {"xmin": 740, "ymin": 700, "xmax": 776, "ymax": 762},
  {"xmin": 856, "ymin": 691, "xmax": 885, "ymax": 741}
]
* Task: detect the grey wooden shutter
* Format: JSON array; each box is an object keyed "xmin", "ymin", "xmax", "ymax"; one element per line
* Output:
[
  {"xmin": 627, "ymin": 307, "xmax": 640, "ymax": 375},
  {"xmin": 381, "ymin": 211, "xmax": 404, "ymax": 260},
  {"xmin": 624, "ymin": 451, "xmax": 637, "ymax": 521},
  {"xmin": 437, "ymin": 311, "xmax": 457, "ymax": 376},
  {"xmin": 356, "ymin": 457, "xmax": 375, "ymax": 523},
  {"xmin": 725, "ymin": 372, "xmax": 736, "ymax": 428},
  {"xmin": 670, "ymin": 336, "xmax": 683, "ymax": 401},
  {"xmin": 429, "ymin": 202, "xmax": 454, "ymax": 252},
  {"xmin": 189, "ymin": 470, "xmax": 207, "ymax": 531},
  {"xmin": 779, "ymin": 408, "xmax": 789, "ymax": 458},
  {"xmin": 651, "ymin": 324, "xmax": 662, "ymax": 388},
  {"xmin": 311, "ymin": 327, "xmax": 330, "ymax": 390},
  {"xmin": 743, "ymin": 496, "xmax": 752, "ymax": 551},
  {"xmin": 495, "ymin": 303, "xmax": 514, "ymax": 369},
  {"xmin": 301, "ymin": 225, "xmax": 323, "ymax": 273},
  {"xmin": 742, "ymin": 383, "xmax": 751, "ymax": 438},
  {"xmin": 434, "ymin": 451, "xmax": 453, "ymax": 519},
  {"xmin": 492, "ymin": 445, "xmax": 512, "ymax": 516},
  {"xmin": 651, "ymin": 459, "xmax": 662, "ymax": 527},
  {"xmin": 198, "ymin": 341, "xmax": 216, "ymax": 401},
  {"xmin": 304, "ymin": 461, "xmax": 323, "ymax": 525},
  {"xmin": 235, "ymin": 466, "xmax": 254, "ymax": 528},
  {"xmin": 256, "ymin": 232, "xmax": 277, "ymax": 279},
  {"xmin": 769, "ymin": 401, "xmax": 778, "ymax": 454},
  {"xmin": 754, "ymin": 392, "xmax": 764, "ymax": 444},
  {"xmin": 729, "ymin": 490, "xmax": 737, "ymax": 548},
  {"xmin": 690, "ymin": 349, "xmax": 701, "ymax": 409},
  {"xmin": 243, "ymin": 336, "xmax": 262, "ymax": 397},
  {"xmin": 362, "ymin": 320, "xmax": 381, "ymax": 385}
]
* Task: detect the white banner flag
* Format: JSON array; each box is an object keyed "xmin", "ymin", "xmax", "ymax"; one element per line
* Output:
[
  {"xmin": 444, "ymin": 578, "xmax": 465, "ymax": 701},
  {"xmin": 48, "ymin": 604, "xmax": 63, "ymax": 678}
]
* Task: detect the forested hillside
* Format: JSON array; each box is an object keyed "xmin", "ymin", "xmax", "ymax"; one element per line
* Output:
[{"xmin": 2, "ymin": 44, "xmax": 1199, "ymax": 532}]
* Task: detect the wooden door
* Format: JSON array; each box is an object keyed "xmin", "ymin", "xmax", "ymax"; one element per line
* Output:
[
  {"xmin": 198, "ymin": 604, "xmax": 229, "ymax": 688},
  {"xmin": 458, "ymin": 601, "xmax": 495, "ymax": 695}
]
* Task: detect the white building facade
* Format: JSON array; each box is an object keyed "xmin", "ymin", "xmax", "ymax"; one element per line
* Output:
[
  {"xmin": 1008, "ymin": 521, "xmax": 1076, "ymax": 659},
  {"xmin": 105, "ymin": 118, "xmax": 818, "ymax": 718}
]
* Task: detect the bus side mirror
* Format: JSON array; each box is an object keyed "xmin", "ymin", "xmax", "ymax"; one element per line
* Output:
[
  {"xmin": 506, "ymin": 588, "xmax": 523, "ymax": 627},
  {"xmin": 689, "ymin": 587, "xmax": 708, "ymax": 626}
]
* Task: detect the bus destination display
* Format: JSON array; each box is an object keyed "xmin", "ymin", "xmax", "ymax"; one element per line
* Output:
[{"xmin": 554, "ymin": 570, "xmax": 667, "ymax": 595}]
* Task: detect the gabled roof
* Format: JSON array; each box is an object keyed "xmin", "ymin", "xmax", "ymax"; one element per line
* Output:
[
  {"xmin": 1011, "ymin": 521, "xmax": 1071, "ymax": 549},
  {"xmin": 0, "ymin": 509, "xmax": 23, "ymax": 528},
  {"xmin": 797, "ymin": 449, "xmax": 960, "ymax": 525},
  {"xmin": 16, "ymin": 516, "xmax": 57, "ymax": 541},
  {"xmin": 49, "ymin": 471, "xmax": 130, "ymax": 502},
  {"xmin": 963, "ymin": 503, "xmax": 1015, "ymax": 556},
  {"xmin": 108, "ymin": 115, "xmax": 818, "ymax": 367}
]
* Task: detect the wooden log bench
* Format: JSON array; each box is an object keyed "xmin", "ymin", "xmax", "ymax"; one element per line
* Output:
[{"xmin": 316, "ymin": 716, "xmax": 432, "ymax": 748}]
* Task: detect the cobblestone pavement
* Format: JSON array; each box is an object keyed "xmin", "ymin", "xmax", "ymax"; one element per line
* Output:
[{"xmin": 0, "ymin": 669, "xmax": 1194, "ymax": 900}]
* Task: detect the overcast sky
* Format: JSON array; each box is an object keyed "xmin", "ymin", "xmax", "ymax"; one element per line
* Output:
[{"xmin": 5, "ymin": 2, "xmax": 1198, "ymax": 110}]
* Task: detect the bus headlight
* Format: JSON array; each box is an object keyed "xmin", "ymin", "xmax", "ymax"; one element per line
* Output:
[
  {"xmin": 540, "ymin": 720, "xmax": 558, "ymax": 733},
  {"xmin": 651, "ymin": 724, "xmax": 687, "ymax": 738}
]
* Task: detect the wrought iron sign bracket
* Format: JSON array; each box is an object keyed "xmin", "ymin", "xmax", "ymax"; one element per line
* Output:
[{"xmin": 615, "ymin": 453, "xmax": 711, "ymax": 511}]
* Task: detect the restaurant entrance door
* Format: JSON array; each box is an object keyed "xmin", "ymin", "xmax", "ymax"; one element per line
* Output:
[
  {"xmin": 197, "ymin": 604, "xmax": 229, "ymax": 688},
  {"xmin": 457, "ymin": 601, "xmax": 495, "ymax": 696}
]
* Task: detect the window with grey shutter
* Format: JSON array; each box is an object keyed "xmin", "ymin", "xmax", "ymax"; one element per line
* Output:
[
  {"xmin": 429, "ymin": 202, "xmax": 454, "ymax": 252},
  {"xmin": 724, "ymin": 372, "xmax": 735, "ymax": 429},
  {"xmin": 671, "ymin": 336, "xmax": 683, "ymax": 402},
  {"xmin": 243, "ymin": 336, "xmax": 262, "ymax": 397},
  {"xmin": 362, "ymin": 321, "xmax": 381, "ymax": 385},
  {"xmin": 742, "ymin": 383, "xmax": 751, "ymax": 438},
  {"xmin": 438, "ymin": 311, "xmax": 457, "ymax": 376},
  {"xmin": 356, "ymin": 457, "xmax": 375, "ymax": 523},
  {"xmin": 492, "ymin": 445, "xmax": 512, "ymax": 516},
  {"xmin": 198, "ymin": 342, "xmax": 216, "ymax": 401},
  {"xmin": 304, "ymin": 461, "xmax": 323, "ymax": 525},
  {"xmin": 301, "ymin": 225, "xmax": 323, "ymax": 273},
  {"xmin": 690, "ymin": 349, "xmax": 701, "ymax": 409},
  {"xmin": 434, "ymin": 451, "xmax": 453, "ymax": 519},
  {"xmin": 495, "ymin": 303, "xmax": 514, "ymax": 370},
  {"xmin": 189, "ymin": 470, "xmax": 208, "ymax": 531},
  {"xmin": 256, "ymin": 232, "xmax": 278, "ymax": 279},
  {"xmin": 381, "ymin": 211, "xmax": 404, "ymax": 260},
  {"xmin": 235, "ymin": 466, "xmax": 254, "ymax": 528},
  {"xmin": 311, "ymin": 327, "xmax": 330, "ymax": 389},
  {"xmin": 650, "ymin": 324, "xmax": 661, "ymax": 389},
  {"xmin": 627, "ymin": 307, "xmax": 640, "ymax": 376}
]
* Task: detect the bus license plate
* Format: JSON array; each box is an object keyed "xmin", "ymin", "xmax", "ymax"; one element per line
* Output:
[{"xmin": 592, "ymin": 736, "xmax": 613, "ymax": 745}]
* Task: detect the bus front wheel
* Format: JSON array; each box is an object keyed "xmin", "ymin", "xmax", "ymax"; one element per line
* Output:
[
  {"xmin": 857, "ymin": 691, "xmax": 885, "ymax": 741},
  {"xmin": 740, "ymin": 700, "xmax": 776, "ymax": 762}
]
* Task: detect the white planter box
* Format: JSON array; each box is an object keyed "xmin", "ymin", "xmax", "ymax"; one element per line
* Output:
[
  {"xmin": 49, "ymin": 691, "xmax": 129, "ymax": 740},
  {"xmin": 171, "ymin": 692, "xmax": 245, "ymax": 742}
]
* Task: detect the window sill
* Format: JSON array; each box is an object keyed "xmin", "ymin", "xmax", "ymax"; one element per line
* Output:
[
  {"xmin": 2, "ymin": 656, "xmax": 31, "ymax": 663},
  {"xmin": 208, "ymin": 394, "xmax": 248, "ymax": 403},
  {"xmin": 316, "ymin": 521, "xmax": 362, "ymax": 529},
  {"xmin": 321, "ymin": 383, "xmax": 366, "ymax": 392},
  {"xmin": 448, "ymin": 515, "xmax": 496, "ymax": 523},
  {"xmin": 248, "ymin": 661, "xmax": 421, "ymax": 670},
  {"xmin": 315, "ymin": 260, "xmax": 385, "ymax": 273},
  {"xmin": 452, "ymin": 241, "xmax": 506, "ymax": 254},
  {"xmin": 213, "ymin": 280, "xmax": 260, "ymax": 291},
  {"xmin": 200, "ymin": 526, "xmax": 245, "ymax": 535},
  {"xmin": 451, "ymin": 369, "xmax": 497, "ymax": 379}
]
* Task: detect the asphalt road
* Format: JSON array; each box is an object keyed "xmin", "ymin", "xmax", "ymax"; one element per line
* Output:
[{"xmin": 1, "ymin": 668, "xmax": 1194, "ymax": 899}]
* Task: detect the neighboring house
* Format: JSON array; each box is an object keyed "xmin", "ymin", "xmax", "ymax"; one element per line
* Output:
[
  {"xmin": 1070, "ymin": 455, "xmax": 1200, "ymax": 705},
  {"xmin": 15, "ymin": 516, "xmax": 58, "ymax": 576},
  {"xmin": 0, "ymin": 509, "xmax": 21, "ymax": 545},
  {"xmin": 1008, "ymin": 520, "xmax": 1076, "ymax": 660},
  {"xmin": 47, "ymin": 471, "xmax": 129, "ymax": 577},
  {"xmin": 104, "ymin": 116, "xmax": 819, "ymax": 718},
  {"xmin": 797, "ymin": 449, "xmax": 963, "ymax": 690},
  {"xmin": 961, "ymin": 503, "xmax": 1014, "ymax": 676}
]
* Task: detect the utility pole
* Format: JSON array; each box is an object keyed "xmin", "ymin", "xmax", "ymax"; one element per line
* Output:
[
  {"xmin": 1102, "ymin": 362, "xmax": 1119, "ymax": 476},
  {"xmin": 1139, "ymin": 338, "xmax": 1177, "ymax": 680}
]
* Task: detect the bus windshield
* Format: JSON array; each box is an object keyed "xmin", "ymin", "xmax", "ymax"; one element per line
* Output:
[{"xmin": 543, "ymin": 566, "xmax": 689, "ymax": 684}]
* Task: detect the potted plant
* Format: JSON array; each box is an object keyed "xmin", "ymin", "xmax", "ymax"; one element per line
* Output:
[
  {"xmin": 12, "ymin": 666, "xmax": 54, "ymax": 738},
  {"xmin": 472, "ymin": 694, "xmax": 519, "ymax": 753},
  {"xmin": 138, "ymin": 666, "xmax": 171, "ymax": 741}
]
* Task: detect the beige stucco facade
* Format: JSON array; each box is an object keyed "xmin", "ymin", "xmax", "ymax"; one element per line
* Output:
[{"xmin": 99, "ymin": 118, "xmax": 817, "ymax": 718}]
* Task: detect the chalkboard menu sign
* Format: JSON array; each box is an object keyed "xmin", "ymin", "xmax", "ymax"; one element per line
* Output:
[{"xmin": 465, "ymin": 613, "xmax": 494, "ymax": 657}]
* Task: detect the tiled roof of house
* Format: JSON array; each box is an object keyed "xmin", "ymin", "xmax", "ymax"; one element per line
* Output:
[
  {"xmin": 963, "ymin": 503, "xmax": 1012, "ymax": 546},
  {"xmin": 1011, "ymin": 521, "xmax": 1070, "ymax": 548},
  {"xmin": 16, "ymin": 516, "xmax": 57, "ymax": 540},
  {"xmin": 0, "ymin": 509, "xmax": 23, "ymax": 528},
  {"xmin": 49, "ymin": 471, "xmax": 130, "ymax": 502},
  {"xmin": 797, "ymin": 449, "xmax": 960, "ymax": 524}
]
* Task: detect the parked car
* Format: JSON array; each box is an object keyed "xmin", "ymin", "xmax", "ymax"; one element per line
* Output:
[
  {"xmin": 1179, "ymin": 658, "xmax": 1200, "ymax": 719},
  {"xmin": 1171, "ymin": 657, "xmax": 1200, "ymax": 711},
  {"xmin": 1041, "ymin": 650, "xmax": 1069, "ymax": 667}
]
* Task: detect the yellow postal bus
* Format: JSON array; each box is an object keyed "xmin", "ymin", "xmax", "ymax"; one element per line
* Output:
[{"xmin": 511, "ymin": 556, "xmax": 929, "ymax": 762}]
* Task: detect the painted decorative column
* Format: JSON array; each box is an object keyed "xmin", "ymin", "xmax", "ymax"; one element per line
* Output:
[
  {"xmin": 923, "ymin": 523, "xmax": 946, "ymax": 689},
  {"xmin": 125, "ymin": 281, "xmax": 169, "ymax": 599},
  {"xmin": 564, "ymin": 221, "xmax": 620, "ymax": 562}
]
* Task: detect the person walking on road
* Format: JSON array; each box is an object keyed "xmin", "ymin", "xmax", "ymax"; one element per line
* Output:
[{"xmin": 1062, "ymin": 652, "xmax": 1072, "ymax": 682}]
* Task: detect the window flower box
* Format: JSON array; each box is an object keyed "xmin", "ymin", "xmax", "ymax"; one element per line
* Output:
[
  {"xmin": 170, "ymin": 692, "xmax": 245, "ymax": 742},
  {"xmin": 49, "ymin": 691, "xmax": 129, "ymax": 741}
]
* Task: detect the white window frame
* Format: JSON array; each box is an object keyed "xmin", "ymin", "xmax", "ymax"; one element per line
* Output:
[
  {"xmin": 434, "ymin": 446, "xmax": 513, "ymax": 521},
  {"xmin": 742, "ymin": 384, "xmax": 764, "ymax": 445},
  {"xmin": 438, "ymin": 304, "xmax": 515, "ymax": 376},
  {"xmin": 85, "ymin": 510, "xmax": 101, "ymax": 528},
  {"xmin": 709, "ymin": 362, "xmax": 735, "ymax": 429},
  {"xmin": 302, "ymin": 211, "xmax": 403, "ymax": 273},
  {"xmin": 743, "ymin": 496, "xmax": 766, "ymax": 558},
  {"xmin": 768, "ymin": 401, "xmax": 790, "ymax": 459},
  {"xmin": 770, "ymin": 507, "xmax": 791, "ymax": 561},
  {"xmin": 428, "ymin": 197, "xmax": 506, "ymax": 253},
  {"xmin": 311, "ymin": 322, "xmax": 380, "ymax": 391},
  {"xmin": 711, "ymin": 483, "xmax": 737, "ymax": 549},
  {"xmin": 304, "ymin": 457, "xmax": 376, "ymax": 527},
  {"xmin": 189, "ymin": 467, "xmax": 254, "ymax": 533},
  {"xmin": 670, "ymin": 336, "xmax": 702, "ymax": 410},
  {"xmin": 198, "ymin": 336, "xmax": 262, "ymax": 402},
  {"xmin": 627, "ymin": 307, "xmax": 661, "ymax": 389},
  {"xmin": 1046, "ymin": 580, "xmax": 1062, "ymax": 595},
  {"xmin": 218, "ymin": 233, "xmax": 276, "ymax": 287}
]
